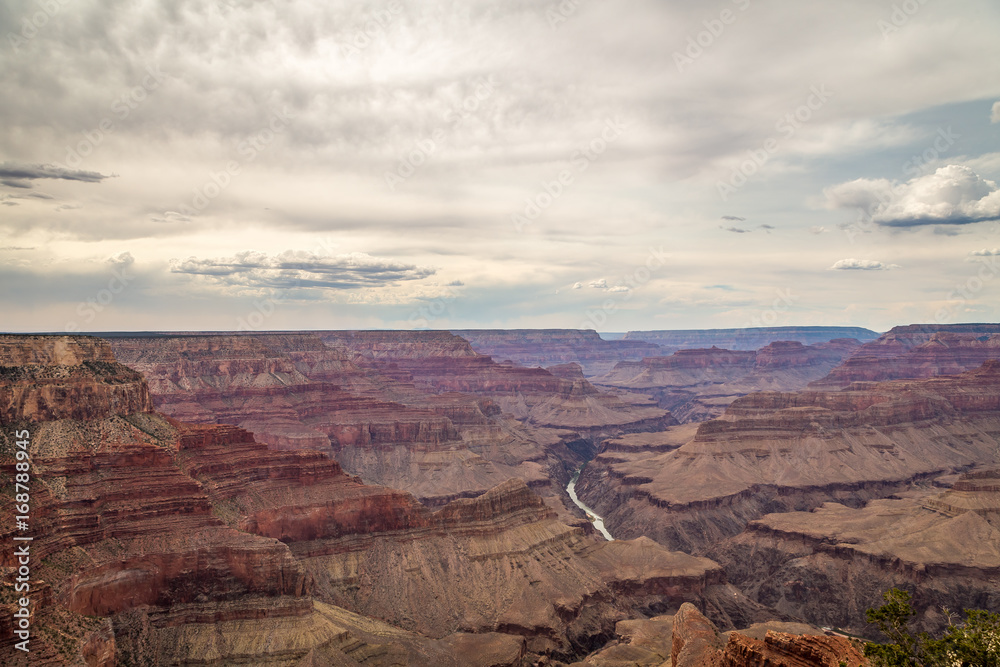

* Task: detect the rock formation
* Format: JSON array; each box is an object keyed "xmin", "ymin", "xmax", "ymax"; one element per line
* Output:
[
  {"xmin": 318, "ymin": 330, "xmax": 674, "ymax": 451},
  {"xmin": 576, "ymin": 361, "xmax": 1000, "ymax": 555},
  {"xmin": 620, "ymin": 326, "xmax": 879, "ymax": 351},
  {"xmin": 567, "ymin": 602, "xmax": 867, "ymax": 666},
  {"xmin": 453, "ymin": 329, "xmax": 665, "ymax": 376},
  {"xmin": 594, "ymin": 339, "xmax": 862, "ymax": 422},
  {"xmin": 811, "ymin": 324, "xmax": 1000, "ymax": 389},
  {"xmin": 713, "ymin": 470, "xmax": 1000, "ymax": 637},
  {"xmin": 108, "ymin": 333, "xmax": 584, "ymax": 509},
  {"xmin": 0, "ymin": 334, "xmax": 755, "ymax": 665}
]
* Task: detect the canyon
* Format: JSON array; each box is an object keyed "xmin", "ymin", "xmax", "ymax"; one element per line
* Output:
[
  {"xmin": 5, "ymin": 323, "xmax": 999, "ymax": 664},
  {"xmin": 810, "ymin": 323, "xmax": 1000, "ymax": 389},
  {"xmin": 593, "ymin": 339, "xmax": 863, "ymax": 422},
  {"xmin": 620, "ymin": 326, "xmax": 879, "ymax": 352},
  {"xmin": 453, "ymin": 329, "xmax": 665, "ymax": 376},
  {"xmin": 577, "ymin": 360, "xmax": 1000, "ymax": 555},
  {"xmin": 0, "ymin": 334, "xmax": 775, "ymax": 665}
]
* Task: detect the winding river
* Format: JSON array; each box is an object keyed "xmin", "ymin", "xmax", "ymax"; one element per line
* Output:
[{"xmin": 566, "ymin": 466, "xmax": 614, "ymax": 541}]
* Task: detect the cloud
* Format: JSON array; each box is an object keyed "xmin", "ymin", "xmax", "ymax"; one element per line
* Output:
[
  {"xmin": 810, "ymin": 226, "xmax": 828, "ymax": 234},
  {"xmin": 830, "ymin": 259, "xmax": 899, "ymax": 271},
  {"xmin": 824, "ymin": 165, "xmax": 1000, "ymax": 227},
  {"xmin": 608, "ymin": 285, "xmax": 629, "ymax": 293},
  {"xmin": 721, "ymin": 226, "xmax": 750, "ymax": 233},
  {"xmin": 0, "ymin": 162, "xmax": 111, "ymax": 184},
  {"xmin": 588, "ymin": 279, "xmax": 607, "ymax": 289},
  {"xmin": 992, "ymin": 102, "xmax": 1000, "ymax": 124},
  {"xmin": 170, "ymin": 250, "xmax": 435, "ymax": 290},
  {"xmin": 151, "ymin": 211, "xmax": 193, "ymax": 224},
  {"xmin": 1, "ymin": 179, "xmax": 33, "ymax": 189},
  {"xmin": 970, "ymin": 248, "xmax": 1000, "ymax": 256},
  {"xmin": 108, "ymin": 252, "xmax": 135, "ymax": 268},
  {"xmin": 446, "ymin": 280, "xmax": 465, "ymax": 286},
  {"xmin": 721, "ymin": 215, "xmax": 745, "ymax": 221},
  {"xmin": 572, "ymin": 282, "xmax": 582, "ymax": 289}
]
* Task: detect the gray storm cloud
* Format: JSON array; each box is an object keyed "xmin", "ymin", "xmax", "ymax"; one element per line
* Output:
[
  {"xmin": 170, "ymin": 250, "xmax": 435, "ymax": 290},
  {"xmin": 0, "ymin": 162, "xmax": 110, "ymax": 185}
]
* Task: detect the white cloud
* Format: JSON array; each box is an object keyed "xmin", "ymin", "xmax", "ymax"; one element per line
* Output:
[
  {"xmin": 830, "ymin": 259, "xmax": 899, "ymax": 271},
  {"xmin": 810, "ymin": 226, "xmax": 828, "ymax": 234},
  {"xmin": 970, "ymin": 248, "xmax": 1000, "ymax": 256},
  {"xmin": 572, "ymin": 282, "xmax": 582, "ymax": 289},
  {"xmin": 608, "ymin": 285, "xmax": 629, "ymax": 293},
  {"xmin": 824, "ymin": 165, "xmax": 1000, "ymax": 227},
  {"xmin": 992, "ymin": 102, "xmax": 1000, "ymax": 124},
  {"xmin": 588, "ymin": 279, "xmax": 607, "ymax": 289}
]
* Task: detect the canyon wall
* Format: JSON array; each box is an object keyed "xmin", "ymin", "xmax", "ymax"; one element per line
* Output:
[
  {"xmin": 594, "ymin": 339, "xmax": 861, "ymax": 422},
  {"xmin": 576, "ymin": 361, "xmax": 1000, "ymax": 556},
  {"xmin": 453, "ymin": 329, "xmax": 665, "ymax": 376},
  {"xmin": 621, "ymin": 326, "xmax": 878, "ymax": 351},
  {"xmin": 811, "ymin": 325, "xmax": 1000, "ymax": 389},
  {"xmin": 0, "ymin": 334, "xmax": 751, "ymax": 665}
]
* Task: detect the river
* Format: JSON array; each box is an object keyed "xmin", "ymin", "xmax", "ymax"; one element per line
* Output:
[{"xmin": 566, "ymin": 466, "xmax": 614, "ymax": 541}]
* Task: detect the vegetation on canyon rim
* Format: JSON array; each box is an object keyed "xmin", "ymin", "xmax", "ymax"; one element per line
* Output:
[{"xmin": 865, "ymin": 588, "xmax": 1000, "ymax": 666}]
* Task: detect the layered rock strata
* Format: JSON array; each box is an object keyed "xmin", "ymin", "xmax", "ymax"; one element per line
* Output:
[
  {"xmin": 318, "ymin": 331, "xmax": 675, "ymax": 449},
  {"xmin": 108, "ymin": 333, "xmax": 580, "ymax": 508},
  {"xmin": 0, "ymin": 334, "xmax": 751, "ymax": 665},
  {"xmin": 713, "ymin": 470, "xmax": 1000, "ymax": 636},
  {"xmin": 453, "ymin": 329, "xmax": 665, "ymax": 376},
  {"xmin": 621, "ymin": 327, "xmax": 878, "ymax": 351},
  {"xmin": 576, "ymin": 361, "xmax": 1000, "ymax": 555},
  {"xmin": 811, "ymin": 325, "xmax": 1000, "ymax": 389},
  {"xmin": 594, "ymin": 339, "xmax": 861, "ymax": 422}
]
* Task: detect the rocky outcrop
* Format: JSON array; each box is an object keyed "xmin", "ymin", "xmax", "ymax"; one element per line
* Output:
[
  {"xmin": 453, "ymin": 329, "xmax": 665, "ymax": 376},
  {"xmin": 574, "ymin": 602, "xmax": 866, "ymax": 667},
  {"xmin": 108, "ymin": 333, "xmax": 582, "ymax": 509},
  {"xmin": 576, "ymin": 361, "xmax": 1000, "ymax": 555},
  {"xmin": 669, "ymin": 603, "xmax": 867, "ymax": 667},
  {"xmin": 319, "ymin": 331, "xmax": 674, "ymax": 445},
  {"xmin": 0, "ymin": 334, "xmax": 766, "ymax": 665},
  {"xmin": 812, "ymin": 325, "xmax": 1000, "ymax": 389},
  {"xmin": 0, "ymin": 335, "xmax": 153, "ymax": 424},
  {"xmin": 621, "ymin": 327, "xmax": 878, "ymax": 351},
  {"xmin": 594, "ymin": 339, "xmax": 861, "ymax": 422},
  {"xmin": 713, "ymin": 471, "xmax": 1000, "ymax": 637}
]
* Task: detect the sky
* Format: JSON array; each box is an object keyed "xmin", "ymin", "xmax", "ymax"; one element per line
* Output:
[{"xmin": 1, "ymin": 0, "xmax": 999, "ymax": 334}]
